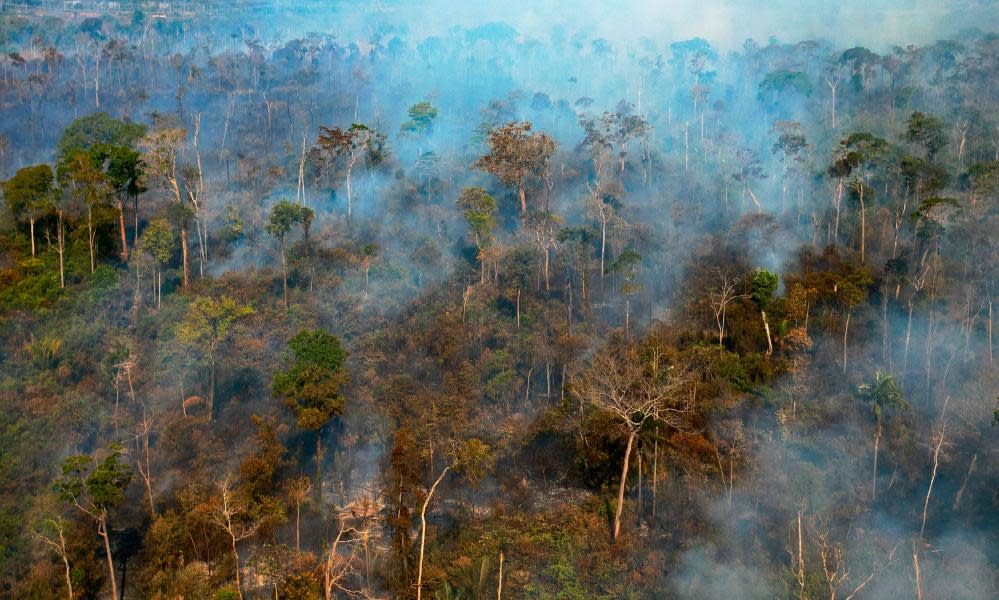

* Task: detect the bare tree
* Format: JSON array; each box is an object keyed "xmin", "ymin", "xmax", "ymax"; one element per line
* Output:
[
  {"xmin": 575, "ymin": 348, "xmax": 695, "ymax": 541},
  {"xmin": 209, "ymin": 473, "xmax": 263, "ymax": 600},
  {"xmin": 29, "ymin": 515, "xmax": 74, "ymax": 600},
  {"xmin": 708, "ymin": 270, "xmax": 746, "ymax": 349}
]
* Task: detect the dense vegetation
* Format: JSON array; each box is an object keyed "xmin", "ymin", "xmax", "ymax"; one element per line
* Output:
[{"xmin": 1, "ymin": 3, "xmax": 997, "ymax": 599}]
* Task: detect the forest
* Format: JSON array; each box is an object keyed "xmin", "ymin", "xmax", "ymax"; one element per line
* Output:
[{"xmin": 0, "ymin": 1, "xmax": 997, "ymax": 598}]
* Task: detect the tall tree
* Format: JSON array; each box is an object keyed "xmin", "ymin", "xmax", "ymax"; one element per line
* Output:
[
  {"xmin": 273, "ymin": 329, "xmax": 348, "ymax": 504},
  {"xmin": 476, "ymin": 121, "xmax": 557, "ymax": 215},
  {"xmin": 857, "ymin": 372, "xmax": 907, "ymax": 501},
  {"xmin": 2, "ymin": 164, "xmax": 53, "ymax": 257},
  {"xmin": 138, "ymin": 218, "xmax": 174, "ymax": 309},
  {"xmin": 176, "ymin": 296, "xmax": 255, "ymax": 420},
  {"xmin": 55, "ymin": 445, "xmax": 132, "ymax": 600},
  {"xmin": 315, "ymin": 123, "xmax": 376, "ymax": 218},
  {"xmin": 456, "ymin": 187, "xmax": 498, "ymax": 283},
  {"xmin": 751, "ymin": 269, "xmax": 779, "ymax": 355},
  {"xmin": 575, "ymin": 347, "xmax": 695, "ymax": 541},
  {"xmin": 266, "ymin": 199, "xmax": 311, "ymax": 309}
]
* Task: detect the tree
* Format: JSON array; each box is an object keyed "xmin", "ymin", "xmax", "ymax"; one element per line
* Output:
[
  {"xmin": 209, "ymin": 473, "xmax": 264, "ymax": 600},
  {"xmin": 61, "ymin": 150, "xmax": 112, "ymax": 273},
  {"xmin": 832, "ymin": 132, "xmax": 889, "ymax": 263},
  {"xmin": 456, "ymin": 187, "xmax": 497, "ymax": 283},
  {"xmin": 267, "ymin": 199, "xmax": 311, "ymax": 309},
  {"xmin": 837, "ymin": 275, "xmax": 872, "ymax": 373},
  {"xmin": 574, "ymin": 347, "xmax": 695, "ymax": 541},
  {"xmin": 400, "ymin": 101, "xmax": 439, "ymax": 138},
  {"xmin": 526, "ymin": 210, "xmax": 559, "ymax": 292},
  {"xmin": 314, "ymin": 123, "xmax": 376, "ymax": 218},
  {"xmin": 751, "ymin": 269, "xmax": 778, "ymax": 355},
  {"xmin": 166, "ymin": 199, "xmax": 194, "ymax": 287},
  {"xmin": 28, "ymin": 511, "xmax": 74, "ymax": 600},
  {"xmin": 905, "ymin": 111, "xmax": 948, "ymax": 161},
  {"xmin": 93, "ymin": 143, "xmax": 144, "ymax": 260},
  {"xmin": 140, "ymin": 127, "xmax": 186, "ymax": 211},
  {"xmin": 476, "ymin": 121, "xmax": 557, "ymax": 215},
  {"xmin": 59, "ymin": 114, "xmax": 147, "ymax": 261},
  {"xmin": 273, "ymin": 329, "xmax": 348, "ymax": 504},
  {"xmin": 176, "ymin": 296, "xmax": 255, "ymax": 420},
  {"xmin": 57, "ymin": 112, "xmax": 146, "ymax": 160},
  {"xmin": 55, "ymin": 445, "xmax": 133, "ymax": 600},
  {"xmin": 609, "ymin": 249, "xmax": 642, "ymax": 337},
  {"xmin": 707, "ymin": 270, "xmax": 746, "ymax": 349},
  {"xmin": 579, "ymin": 109, "xmax": 650, "ymax": 175},
  {"xmin": 857, "ymin": 372, "xmax": 906, "ymax": 501},
  {"xmin": 138, "ymin": 218, "xmax": 174, "ymax": 309},
  {"xmin": 3, "ymin": 164, "xmax": 53, "ymax": 257}
]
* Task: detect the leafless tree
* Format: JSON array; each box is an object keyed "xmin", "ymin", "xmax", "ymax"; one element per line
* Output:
[{"xmin": 575, "ymin": 347, "xmax": 696, "ymax": 541}]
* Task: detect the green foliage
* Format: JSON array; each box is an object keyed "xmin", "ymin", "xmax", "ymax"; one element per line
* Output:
[
  {"xmin": 55, "ymin": 444, "xmax": 132, "ymax": 512},
  {"xmin": 57, "ymin": 112, "xmax": 147, "ymax": 161},
  {"xmin": 758, "ymin": 69, "xmax": 813, "ymax": 99},
  {"xmin": 273, "ymin": 329, "xmax": 348, "ymax": 432},
  {"xmin": 858, "ymin": 372, "xmax": 906, "ymax": 423},
  {"xmin": 176, "ymin": 295, "xmax": 255, "ymax": 356},
  {"xmin": 139, "ymin": 218, "xmax": 174, "ymax": 266},
  {"xmin": 905, "ymin": 111, "xmax": 948, "ymax": 160},
  {"xmin": 751, "ymin": 269, "xmax": 778, "ymax": 311},
  {"xmin": 456, "ymin": 186, "xmax": 497, "ymax": 247},
  {"xmin": 401, "ymin": 101, "xmax": 439, "ymax": 137},
  {"xmin": 3, "ymin": 164, "xmax": 54, "ymax": 224}
]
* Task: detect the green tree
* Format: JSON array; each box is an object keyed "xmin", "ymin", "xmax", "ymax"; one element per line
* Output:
[
  {"xmin": 267, "ymin": 199, "xmax": 310, "ymax": 309},
  {"xmin": 139, "ymin": 218, "xmax": 174, "ymax": 309},
  {"xmin": 267, "ymin": 199, "xmax": 313, "ymax": 309},
  {"xmin": 905, "ymin": 111, "xmax": 948, "ymax": 160},
  {"xmin": 2, "ymin": 164, "xmax": 53, "ymax": 256},
  {"xmin": 400, "ymin": 101, "xmax": 439, "ymax": 138},
  {"xmin": 858, "ymin": 372, "xmax": 906, "ymax": 500},
  {"xmin": 177, "ymin": 296, "xmax": 255, "ymax": 420},
  {"xmin": 751, "ymin": 269, "xmax": 779, "ymax": 355},
  {"xmin": 57, "ymin": 112, "xmax": 147, "ymax": 161},
  {"xmin": 92, "ymin": 143, "xmax": 145, "ymax": 260},
  {"xmin": 273, "ymin": 329, "xmax": 348, "ymax": 504},
  {"xmin": 55, "ymin": 445, "xmax": 133, "ymax": 600},
  {"xmin": 456, "ymin": 187, "xmax": 498, "ymax": 283},
  {"xmin": 61, "ymin": 150, "xmax": 113, "ymax": 273}
]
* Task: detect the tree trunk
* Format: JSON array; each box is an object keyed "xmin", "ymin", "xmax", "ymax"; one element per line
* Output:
[
  {"xmin": 518, "ymin": 177, "xmax": 526, "ymax": 215},
  {"xmin": 904, "ymin": 300, "xmax": 914, "ymax": 373},
  {"xmin": 919, "ymin": 396, "xmax": 948, "ymax": 541},
  {"xmin": 231, "ymin": 535, "xmax": 243, "ymax": 600},
  {"xmin": 613, "ymin": 430, "xmax": 637, "ymax": 542},
  {"xmin": 208, "ymin": 356, "xmax": 216, "ymax": 421},
  {"xmin": 842, "ymin": 309, "xmax": 851, "ymax": 374},
  {"xmin": 872, "ymin": 424, "xmax": 880, "ymax": 501},
  {"xmin": 30, "ymin": 217, "xmax": 36, "ymax": 257},
  {"xmin": 346, "ymin": 167, "xmax": 353, "ymax": 219},
  {"xmin": 417, "ymin": 466, "xmax": 451, "ymax": 600},
  {"xmin": 181, "ymin": 228, "xmax": 189, "ymax": 287},
  {"xmin": 58, "ymin": 214, "xmax": 65, "ymax": 288},
  {"xmin": 516, "ymin": 287, "xmax": 521, "ymax": 330},
  {"xmin": 281, "ymin": 243, "xmax": 288, "ymax": 309},
  {"xmin": 117, "ymin": 205, "xmax": 128, "ymax": 260},
  {"xmin": 600, "ymin": 217, "xmax": 607, "ymax": 283},
  {"xmin": 859, "ymin": 186, "xmax": 866, "ymax": 263},
  {"xmin": 295, "ymin": 499, "xmax": 301, "ymax": 553},
  {"xmin": 761, "ymin": 310, "xmax": 774, "ymax": 355},
  {"xmin": 497, "ymin": 550, "xmax": 504, "ymax": 600},
  {"xmin": 99, "ymin": 516, "xmax": 118, "ymax": 600},
  {"xmin": 87, "ymin": 207, "xmax": 95, "ymax": 273},
  {"xmin": 315, "ymin": 431, "xmax": 323, "ymax": 504}
]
